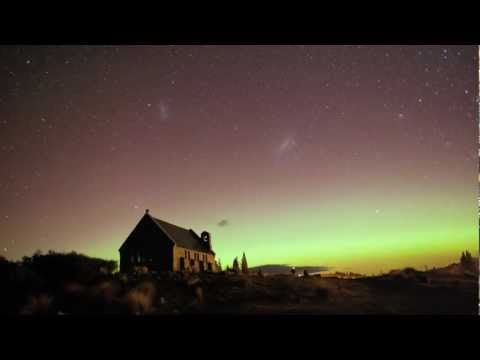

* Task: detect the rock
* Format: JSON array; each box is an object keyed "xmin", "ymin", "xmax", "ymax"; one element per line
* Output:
[{"xmin": 187, "ymin": 277, "xmax": 201, "ymax": 287}]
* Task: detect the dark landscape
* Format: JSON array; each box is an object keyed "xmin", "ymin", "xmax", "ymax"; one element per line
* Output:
[
  {"xmin": 0, "ymin": 45, "xmax": 478, "ymax": 316},
  {"xmin": 0, "ymin": 251, "xmax": 477, "ymax": 315}
]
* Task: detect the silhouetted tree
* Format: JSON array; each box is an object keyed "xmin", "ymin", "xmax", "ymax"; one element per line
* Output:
[
  {"xmin": 232, "ymin": 257, "xmax": 240, "ymax": 273},
  {"xmin": 20, "ymin": 250, "xmax": 118, "ymax": 286},
  {"xmin": 241, "ymin": 252, "xmax": 248, "ymax": 274},
  {"xmin": 460, "ymin": 250, "xmax": 475, "ymax": 272},
  {"xmin": 0, "ymin": 256, "xmax": 16, "ymax": 283},
  {"xmin": 217, "ymin": 259, "xmax": 222, "ymax": 272}
]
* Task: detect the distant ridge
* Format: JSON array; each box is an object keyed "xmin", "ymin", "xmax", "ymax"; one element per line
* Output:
[
  {"xmin": 386, "ymin": 257, "xmax": 479, "ymax": 278},
  {"xmin": 249, "ymin": 264, "xmax": 330, "ymax": 275}
]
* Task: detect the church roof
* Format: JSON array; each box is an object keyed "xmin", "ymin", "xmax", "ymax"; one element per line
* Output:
[{"xmin": 150, "ymin": 215, "xmax": 215, "ymax": 254}]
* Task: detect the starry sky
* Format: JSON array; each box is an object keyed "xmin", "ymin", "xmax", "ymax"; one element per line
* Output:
[{"xmin": 0, "ymin": 45, "xmax": 478, "ymax": 274}]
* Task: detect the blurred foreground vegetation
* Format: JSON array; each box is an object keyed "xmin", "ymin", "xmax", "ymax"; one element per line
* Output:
[{"xmin": 0, "ymin": 250, "xmax": 477, "ymax": 315}]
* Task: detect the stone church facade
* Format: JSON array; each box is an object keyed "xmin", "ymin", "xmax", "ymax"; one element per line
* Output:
[{"xmin": 119, "ymin": 209, "xmax": 217, "ymax": 273}]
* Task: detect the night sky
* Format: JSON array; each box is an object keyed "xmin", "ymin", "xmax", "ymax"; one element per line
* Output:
[{"xmin": 0, "ymin": 45, "xmax": 477, "ymax": 274}]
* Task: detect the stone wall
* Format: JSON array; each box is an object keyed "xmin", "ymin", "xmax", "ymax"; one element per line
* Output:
[{"xmin": 173, "ymin": 245, "xmax": 216, "ymax": 273}]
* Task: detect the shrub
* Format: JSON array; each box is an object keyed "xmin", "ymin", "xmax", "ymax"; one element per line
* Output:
[
  {"xmin": 20, "ymin": 251, "xmax": 118, "ymax": 286},
  {"xmin": 91, "ymin": 280, "xmax": 120, "ymax": 304},
  {"xmin": 125, "ymin": 281, "xmax": 156, "ymax": 314},
  {"xmin": 21, "ymin": 294, "xmax": 54, "ymax": 315}
]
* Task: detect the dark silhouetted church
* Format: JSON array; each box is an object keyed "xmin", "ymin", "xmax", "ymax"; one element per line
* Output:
[{"xmin": 119, "ymin": 209, "xmax": 217, "ymax": 273}]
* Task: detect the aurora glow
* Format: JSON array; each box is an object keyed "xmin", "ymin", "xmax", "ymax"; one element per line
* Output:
[{"xmin": 0, "ymin": 45, "xmax": 477, "ymax": 274}]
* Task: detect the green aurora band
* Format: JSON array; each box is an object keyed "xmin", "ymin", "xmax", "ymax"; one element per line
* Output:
[{"xmin": 86, "ymin": 185, "xmax": 477, "ymax": 275}]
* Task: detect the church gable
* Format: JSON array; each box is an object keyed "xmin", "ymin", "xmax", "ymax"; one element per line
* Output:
[{"xmin": 119, "ymin": 212, "xmax": 173, "ymax": 252}]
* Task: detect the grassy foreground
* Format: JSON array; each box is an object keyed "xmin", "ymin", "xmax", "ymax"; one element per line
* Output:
[{"xmin": 1, "ymin": 252, "xmax": 477, "ymax": 315}]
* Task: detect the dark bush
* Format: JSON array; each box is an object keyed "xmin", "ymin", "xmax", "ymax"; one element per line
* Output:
[{"xmin": 21, "ymin": 251, "xmax": 117, "ymax": 286}]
